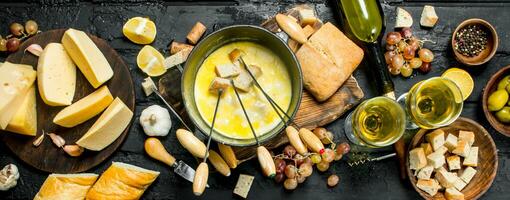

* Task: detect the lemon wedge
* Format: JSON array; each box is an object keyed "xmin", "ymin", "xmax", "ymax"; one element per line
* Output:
[
  {"xmin": 441, "ymin": 68, "xmax": 474, "ymax": 100},
  {"xmin": 123, "ymin": 17, "xmax": 156, "ymax": 44},
  {"xmin": 137, "ymin": 45, "xmax": 166, "ymax": 77}
]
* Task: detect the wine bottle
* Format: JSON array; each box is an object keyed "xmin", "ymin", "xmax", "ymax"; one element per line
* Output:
[{"xmin": 337, "ymin": 0, "xmax": 394, "ymax": 99}]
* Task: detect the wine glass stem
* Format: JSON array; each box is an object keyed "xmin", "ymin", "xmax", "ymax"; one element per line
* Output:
[{"xmin": 397, "ymin": 93, "xmax": 419, "ymax": 130}]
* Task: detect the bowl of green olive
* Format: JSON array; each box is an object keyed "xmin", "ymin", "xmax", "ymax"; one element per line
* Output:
[{"xmin": 483, "ymin": 65, "xmax": 510, "ymax": 137}]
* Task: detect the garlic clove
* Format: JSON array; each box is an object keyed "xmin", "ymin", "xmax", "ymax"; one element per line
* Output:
[
  {"xmin": 47, "ymin": 132, "xmax": 65, "ymax": 148},
  {"xmin": 33, "ymin": 134, "xmax": 45, "ymax": 147},
  {"xmin": 63, "ymin": 145, "xmax": 84, "ymax": 157},
  {"xmin": 25, "ymin": 44, "xmax": 43, "ymax": 57}
]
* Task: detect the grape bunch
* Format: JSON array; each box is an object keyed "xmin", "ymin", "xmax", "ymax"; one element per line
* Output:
[
  {"xmin": 273, "ymin": 127, "xmax": 350, "ymax": 190},
  {"xmin": 0, "ymin": 20, "xmax": 39, "ymax": 53},
  {"xmin": 384, "ymin": 27, "xmax": 434, "ymax": 77}
]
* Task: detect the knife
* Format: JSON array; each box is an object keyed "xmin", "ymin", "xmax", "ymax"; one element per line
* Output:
[{"xmin": 144, "ymin": 138, "xmax": 208, "ymax": 187}]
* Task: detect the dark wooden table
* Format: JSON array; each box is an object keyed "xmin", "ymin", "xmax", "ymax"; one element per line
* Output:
[{"xmin": 1, "ymin": 0, "xmax": 509, "ymax": 199}]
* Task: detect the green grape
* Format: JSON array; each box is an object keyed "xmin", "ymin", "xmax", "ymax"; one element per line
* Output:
[
  {"xmin": 311, "ymin": 154, "xmax": 322, "ymax": 164},
  {"xmin": 316, "ymin": 161, "xmax": 330, "ymax": 172},
  {"xmin": 401, "ymin": 63, "xmax": 413, "ymax": 77},
  {"xmin": 321, "ymin": 149, "xmax": 335, "ymax": 163},
  {"xmin": 409, "ymin": 58, "xmax": 423, "ymax": 69},
  {"xmin": 419, "ymin": 48, "xmax": 434, "ymax": 62}
]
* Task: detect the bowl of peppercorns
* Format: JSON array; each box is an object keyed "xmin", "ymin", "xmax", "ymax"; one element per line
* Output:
[{"xmin": 452, "ymin": 18, "xmax": 498, "ymax": 66}]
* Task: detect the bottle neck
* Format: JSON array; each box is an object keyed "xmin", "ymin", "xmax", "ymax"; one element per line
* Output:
[{"xmin": 364, "ymin": 42, "xmax": 395, "ymax": 99}]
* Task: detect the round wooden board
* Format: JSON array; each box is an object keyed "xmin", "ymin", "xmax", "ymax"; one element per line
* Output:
[
  {"xmin": 1, "ymin": 29, "xmax": 135, "ymax": 173},
  {"xmin": 406, "ymin": 117, "xmax": 498, "ymax": 200}
]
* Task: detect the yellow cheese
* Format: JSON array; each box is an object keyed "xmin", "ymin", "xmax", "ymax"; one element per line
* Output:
[
  {"xmin": 53, "ymin": 86, "xmax": 113, "ymax": 128},
  {"xmin": 76, "ymin": 97, "xmax": 133, "ymax": 151},
  {"xmin": 61, "ymin": 28, "xmax": 113, "ymax": 88},
  {"xmin": 37, "ymin": 43, "xmax": 77, "ymax": 106},
  {"xmin": 0, "ymin": 62, "xmax": 37, "ymax": 129},
  {"xmin": 4, "ymin": 85, "xmax": 37, "ymax": 136}
]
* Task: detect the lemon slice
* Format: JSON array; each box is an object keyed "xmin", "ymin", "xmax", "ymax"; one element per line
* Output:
[
  {"xmin": 137, "ymin": 45, "xmax": 166, "ymax": 77},
  {"xmin": 123, "ymin": 17, "xmax": 156, "ymax": 44},
  {"xmin": 441, "ymin": 68, "xmax": 474, "ymax": 100}
]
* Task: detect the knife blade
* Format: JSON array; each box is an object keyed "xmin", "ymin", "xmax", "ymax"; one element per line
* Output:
[{"xmin": 173, "ymin": 160, "xmax": 208, "ymax": 187}]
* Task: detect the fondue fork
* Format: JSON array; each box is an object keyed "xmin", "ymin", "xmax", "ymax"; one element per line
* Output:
[
  {"xmin": 231, "ymin": 79, "xmax": 276, "ymax": 178},
  {"xmin": 193, "ymin": 89, "xmax": 223, "ymax": 196}
]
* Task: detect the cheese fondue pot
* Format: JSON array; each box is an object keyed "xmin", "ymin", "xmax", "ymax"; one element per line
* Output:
[{"xmin": 181, "ymin": 25, "xmax": 302, "ymax": 146}]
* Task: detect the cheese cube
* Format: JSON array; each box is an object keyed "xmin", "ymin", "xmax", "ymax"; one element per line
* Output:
[
  {"xmin": 410, "ymin": 147, "xmax": 428, "ymax": 170},
  {"xmin": 460, "ymin": 167, "xmax": 477, "ymax": 183},
  {"xmin": 209, "ymin": 77, "xmax": 231, "ymax": 93},
  {"xmin": 458, "ymin": 131, "xmax": 475, "ymax": 146},
  {"xmin": 233, "ymin": 174, "xmax": 254, "ymax": 198},
  {"xmin": 421, "ymin": 143, "xmax": 434, "ymax": 155},
  {"xmin": 141, "ymin": 77, "xmax": 156, "ymax": 96},
  {"xmin": 420, "ymin": 5, "xmax": 439, "ymax": 28},
  {"xmin": 395, "ymin": 7, "xmax": 413, "ymax": 28},
  {"xmin": 417, "ymin": 165, "xmax": 434, "ymax": 180},
  {"xmin": 0, "ymin": 62, "xmax": 37, "ymax": 129},
  {"xmin": 215, "ymin": 64, "xmax": 240, "ymax": 78},
  {"xmin": 445, "ymin": 188, "xmax": 464, "ymax": 200},
  {"xmin": 298, "ymin": 8, "xmax": 317, "ymax": 26},
  {"xmin": 37, "ymin": 43, "xmax": 76, "ymax": 106},
  {"xmin": 426, "ymin": 151, "xmax": 445, "ymax": 169},
  {"xmin": 4, "ymin": 85, "xmax": 37, "ymax": 136},
  {"xmin": 452, "ymin": 140, "xmax": 470, "ymax": 157},
  {"xmin": 435, "ymin": 168, "xmax": 458, "ymax": 188},
  {"xmin": 76, "ymin": 97, "xmax": 133, "ymax": 151},
  {"xmin": 446, "ymin": 155, "xmax": 461, "ymax": 171},
  {"xmin": 62, "ymin": 29, "xmax": 113, "ymax": 88},
  {"xmin": 416, "ymin": 179, "xmax": 439, "ymax": 196},
  {"xmin": 164, "ymin": 46, "xmax": 193, "ymax": 69},
  {"xmin": 463, "ymin": 147, "xmax": 478, "ymax": 167},
  {"xmin": 453, "ymin": 176, "xmax": 467, "ymax": 191},
  {"xmin": 426, "ymin": 129, "xmax": 445, "ymax": 151},
  {"xmin": 444, "ymin": 134, "xmax": 458, "ymax": 152}
]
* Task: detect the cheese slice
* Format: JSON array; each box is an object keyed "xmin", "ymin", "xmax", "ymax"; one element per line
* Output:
[
  {"xmin": 4, "ymin": 85, "xmax": 37, "ymax": 136},
  {"xmin": 37, "ymin": 43, "xmax": 76, "ymax": 106},
  {"xmin": 0, "ymin": 62, "xmax": 37, "ymax": 129},
  {"xmin": 76, "ymin": 97, "xmax": 133, "ymax": 151},
  {"xmin": 61, "ymin": 28, "xmax": 113, "ymax": 88},
  {"xmin": 53, "ymin": 86, "xmax": 113, "ymax": 128}
]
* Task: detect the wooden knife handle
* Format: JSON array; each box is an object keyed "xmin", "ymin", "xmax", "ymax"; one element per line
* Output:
[
  {"xmin": 257, "ymin": 146, "xmax": 276, "ymax": 177},
  {"xmin": 193, "ymin": 162, "xmax": 209, "ymax": 196},
  {"xmin": 144, "ymin": 137, "xmax": 176, "ymax": 167}
]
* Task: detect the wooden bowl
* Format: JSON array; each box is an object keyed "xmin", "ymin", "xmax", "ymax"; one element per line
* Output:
[
  {"xmin": 451, "ymin": 18, "xmax": 498, "ymax": 66},
  {"xmin": 482, "ymin": 65, "xmax": 510, "ymax": 137},
  {"xmin": 407, "ymin": 117, "xmax": 498, "ymax": 200}
]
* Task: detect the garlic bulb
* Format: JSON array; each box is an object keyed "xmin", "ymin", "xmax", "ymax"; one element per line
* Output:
[
  {"xmin": 0, "ymin": 164, "xmax": 20, "ymax": 191},
  {"xmin": 140, "ymin": 105, "xmax": 172, "ymax": 136}
]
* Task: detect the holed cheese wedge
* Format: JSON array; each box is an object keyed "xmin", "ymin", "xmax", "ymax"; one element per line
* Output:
[
  {"xmin": 53, "ymin": 86, "xmax": 113, "ymax": 128},
  {"xmin": 76, "ymin": 97, "xmax": 133, "ymax": 151},
  {"xmin": 4, "ymin": 85, "xmax": 37, "ymax": 136},
  {"xmin": 62, "ymin": 28, "xmax": 113, "ymax": 88},
  {"xmin": 0, "ymin": 62, "xmax": 37, "ymax": 129},
  {"xmin": 37, "ymin": 43, "xmax": 76, "ymax": 106}
]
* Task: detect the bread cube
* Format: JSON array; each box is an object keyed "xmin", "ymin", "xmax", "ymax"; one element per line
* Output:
[
  {"xmin": 416, "ymin": 179, "xmax": 440, "ymax": 196},
  {"xmin": 233, "ymin": 70, "xmax": 253, "ymax": 92},
  {"xmin": 463, "ymin": 147, "xmax": 478, "ymax": 167},
  {"xmin": 446, "ymin": 155, "xmax": 461, "ymax": 171},
  {"xmin": 298, "ymin": 8, "xmax": 317, "ymax": 26},
  {"xmin": 426, "ymin": 129, "xmax": 445, "ymax": 151},
  {"xmin": 445, "ymin": 188, "xmax": 465, "ymax": 200},
  {"xmin": 458, "ymin": 131, "xmax": 475, "ymax": 146},
  {"xmin": 426, "ymin": 151, "xmax": 445, "ymax": 169},
  {"xmin": 444, "ymin": 134, "xmax": 458, "ymax": 152},
  {"xmin": 435, "ymin": 168, "xmax": 458, "ymax": 188},
  {"xmin": 141, "ymin": 77, "xmax": 156, "ymax": 96},
  {"xmin": 215, "ymin": 63, "xmax": 240, "ymax": 78},
  {"xmin": 435, "ymin": 146, "xmax": 448, "ymax": 155},
  {"xmin": 417, "ymin": 165, "xmax": 434, "ymax": 180},
  {"xmin": 209, "ymin": 77, "xmax": 231, "ymax": 93},
  {"xmin": 459, "ymin": 167, "xmax": 477, "ymax": 183},
  {"xmin": 421, "ymin": 143, "xmax": 434, "ymax": 155},
  {"xmin": 410, "ymin": 147, "xmax": 428, "ymax": 170},
  {"xmin": 453, "ymin": 176, "xmax": 467, "ymax": 191},
  {"xmin": 420, "ymin": 5, "xmax": 439, "ymax": 28},
  {"xmin": 246, "ymin": 64, "xmax": 263, "ymax": 78},
  {"xmin": 452, "ymin": 140, "xmax": 470, "ymax": 157}
]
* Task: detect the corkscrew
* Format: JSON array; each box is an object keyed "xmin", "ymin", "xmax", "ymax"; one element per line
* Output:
[{"xmin": 348, "ymin": 152, "xmax": 396, "ymax": 167}]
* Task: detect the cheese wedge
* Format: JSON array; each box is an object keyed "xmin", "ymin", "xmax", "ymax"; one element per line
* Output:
[
  {"xmin": 61, "ymin": 28, "xmax": 113, "ymax": 88},
  {"xmin": 4, "ymin": 85, "xmax": 37, "ymax": 136},
  {"xmin": 0, "ymin": 62, "xmax": 37, "ymax": 129},
  {"xmin": 53, "ymin": 86, "xmax": 113, "ymax": 128},
  {"xmin": 76, "ymin": 97, "xmax": 133, "ymax": 151},
  {"xmin": 37, "ymin": 43, "xmax": 77, "ymax": 106}
]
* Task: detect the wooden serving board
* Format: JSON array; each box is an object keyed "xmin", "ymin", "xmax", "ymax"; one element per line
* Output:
[
  {"xmin": 1, "ymin": 29, "xmax": 135, "ymax": 173},
  {"xmin": 158, "ymin": 69, "xmax": 363, "ymax": 161}
]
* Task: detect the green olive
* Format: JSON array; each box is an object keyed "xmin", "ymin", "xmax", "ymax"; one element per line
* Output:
[
  {"xmin": 498, "ymin": 76, "xmax": 510, "ymax": 90},
  {"xmin": 488, "ymin": 90, "xmax": 509, "ymax": 111},
  {"xmin": 496, "ymin": 107, "xmax": 510, "ymax": 123}
]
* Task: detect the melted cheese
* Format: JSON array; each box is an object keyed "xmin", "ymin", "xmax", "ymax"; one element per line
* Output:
[{"xmin": 194, "ymin": 41, "xmax": 291, "ymax": 139}]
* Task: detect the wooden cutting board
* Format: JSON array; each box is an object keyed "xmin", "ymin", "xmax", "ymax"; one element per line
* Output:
[
  {"xmin": 1, "ymin": 29, "xmax": 135, "ymax": 173},
  {"xmin": 158, "ymin": 69, "xmax": 363, "ymax": 161}
]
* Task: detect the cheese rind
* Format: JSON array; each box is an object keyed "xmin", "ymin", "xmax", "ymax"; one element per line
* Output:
[
  {"xmin": 53, "ymin": 86, "xmax": 114, "ymax": 128},
  {"xmin": 4, "ymin": 85, "xmax": 37, "ymax": 136},
  {"xmin": 37, "ymin": 43, "xmax": 77, "ymax": 106},
  {"xmin": 76, "ymin": 97, "xmax": 133, "ymax": 151},
  {"xmin": 61, "ymin": 28, "xmax": 113, "ymax": 88},
  {"xmin": 0, "ymin": 62, "xmax": 37, "ymax": 129}
]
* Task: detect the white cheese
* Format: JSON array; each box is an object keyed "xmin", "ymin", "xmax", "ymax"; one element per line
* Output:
[
  {"xmin": 395, "ymin": 7, "xmax": 413, "ymax": 28},
  {"xmin": 233, "ymin": 174, "xmax": 254, "ymax": 198},
  {"xmin": 420, "ymin": 5, "xmax": 439, "ymax": 28}
]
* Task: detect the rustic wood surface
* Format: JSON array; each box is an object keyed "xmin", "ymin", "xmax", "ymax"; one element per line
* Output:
[
  {"xmin": 407, "ymin": 117, "xmax": 498, "ymax": 200},
  {"xmin": 1, "ymin": 0, "xmax": 510, "ymax": 199},
  {"xmin": 0, "ymin": 29, "xmax": 135, "ymax": 173},
  {"xmin": 482, "ymin": 65, "xmax": 510, "ymax": 137}
]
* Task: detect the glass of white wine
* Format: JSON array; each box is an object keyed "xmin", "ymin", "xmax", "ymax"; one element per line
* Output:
[
  {"xmin": 344, "ymin": 96, "xmax": 406, "ymax": 148},
  {"xmin": 397, "ymin": 77, "xmax": 463, "ymax": 129}
]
